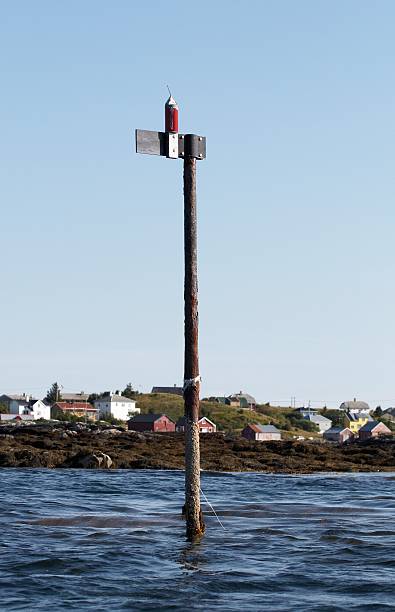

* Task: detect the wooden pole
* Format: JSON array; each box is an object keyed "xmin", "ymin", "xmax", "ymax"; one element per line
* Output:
[{"xmin": 183, "ymin": 155, "xmax": 205, "ymax": 541}]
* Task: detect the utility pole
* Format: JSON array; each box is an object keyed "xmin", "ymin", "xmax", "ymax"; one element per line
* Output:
[{"xmin": 135, "ymin": 93, "xmax": 206, "ymax": 540}]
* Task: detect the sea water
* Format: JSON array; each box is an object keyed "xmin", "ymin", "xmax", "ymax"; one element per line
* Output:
[{"xmin": 0, "ymin": 469, "xmax": 394, "ymax": 611}]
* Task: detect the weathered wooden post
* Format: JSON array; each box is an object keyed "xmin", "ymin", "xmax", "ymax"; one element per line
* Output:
[
  {"xmin": 135, "ymin": 95, "xmax": 206, "ymax": 540},
  {"xmin": 183, "ymin": 144, "xmax": 205, "ymax": 540}
]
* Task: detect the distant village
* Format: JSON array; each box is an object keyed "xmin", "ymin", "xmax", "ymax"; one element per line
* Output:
[{"xmin": 0, "ymin": 384, "xmax": 394, "ymax": 445}]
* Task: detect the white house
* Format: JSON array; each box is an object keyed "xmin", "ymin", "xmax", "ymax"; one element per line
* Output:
[
  {"xmin": 28, "ymin": 399, "xmax": 51, "ymax": 420},
  {"xmin": 339, "ymin": 399, "xmax": 371, "ymax": 414},
  {"xmin": 0, "ymin": 394, "xmax": 51, "ymax": 420},
  {"xmin": 94, "ymin": 393, "xmax": 140, "ymax": 421},
  {"xmin": 294, "ymin": 407, "xmax": 318, "ymax": 418}
]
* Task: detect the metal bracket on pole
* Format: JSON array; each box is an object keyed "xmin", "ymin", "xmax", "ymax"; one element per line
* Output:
[
  {"xmin": 179, "ymin": 134, "xmax": 206, "ymax": 160},
  {"xmin": 136, "ymin": 130, "xmax": 206, "ymax": 160},
  {"xmin": 166, "ymin": 132, "xmax": 178, "ymax": 159}
]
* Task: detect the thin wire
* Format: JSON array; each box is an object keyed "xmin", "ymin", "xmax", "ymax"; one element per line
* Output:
[
  {"xmin": 200, "ymin": 487, "xmax": 226, "ymax": 530},
  {"xmin": 166, "ymin": 84, "xmax": 171, "ymax": 97}
]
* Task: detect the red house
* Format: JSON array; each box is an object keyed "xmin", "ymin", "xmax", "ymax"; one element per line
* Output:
[
  {"xmin": 358, "ymin": 421, "xmax": 392, "ymax": 440},
  {"xmin": 52, "ymin": 401, "xmax": 99, "ymax": 421},
  {"xmin": 176, "ymin": 416, "xmax": 217, "ymax": 433},
  {"xmin": 198, "ymin": 416, "xmax": 216, "ymax": 433},
  {"xmin": 323, "ymin": 427, "xmax": 354, "ymax": 443},
  {"xmin": 128, "ymin": 413, "xmax": 175, "ymax": 433}
]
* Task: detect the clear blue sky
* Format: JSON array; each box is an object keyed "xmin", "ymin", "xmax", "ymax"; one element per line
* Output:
[{"xmin": 1, "ymin": 1, "xmax": 395, "ymax": 408}]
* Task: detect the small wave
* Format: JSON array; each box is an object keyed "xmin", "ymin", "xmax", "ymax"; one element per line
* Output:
[
  {"xmin": 322, "ymin": 536, "xmax": 365, "ymax": 545},
  {"xmin": 25, "ymin": 514, "xmax": 182, "ymax": 529}
]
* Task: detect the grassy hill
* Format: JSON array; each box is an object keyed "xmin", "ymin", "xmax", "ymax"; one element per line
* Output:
[{"xmin": 134, "ymin": 393, "xmax": 320, "ymax": 438}]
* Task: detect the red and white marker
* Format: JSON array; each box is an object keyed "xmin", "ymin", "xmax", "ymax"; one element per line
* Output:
[{"xmin": 165, "ymin": 94, "xmax": 179, "ymax": 133}]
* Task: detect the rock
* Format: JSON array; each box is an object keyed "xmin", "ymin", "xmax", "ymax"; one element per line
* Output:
[
  {"xmin": 128, "ymin": 432, "xmax": 146, "ymax": 442},
  {"xmin": 99, "ymin": 428, "xmax": 123, "ymax": 436},
  {"xmin": 101, "ymin": 453, "xmax": 113, "ymax": 468},
  {"xmin": 66, "ymin": 423, "xmax": 87, "ymax": 433},
  {"xmin": 0, "ymin": 434, "xmax": 14, "ymax": 440},
  {"xmin": 76, "ymin": 452, "xmax": 113, "ymax": 469}
]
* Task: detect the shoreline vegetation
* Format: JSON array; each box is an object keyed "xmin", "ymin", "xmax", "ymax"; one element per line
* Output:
[{"xmin": 0, "ymin": 422, "xmax": 393, "ymax": 473}]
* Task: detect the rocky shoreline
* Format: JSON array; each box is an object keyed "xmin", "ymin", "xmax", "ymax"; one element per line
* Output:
[{"xmin": 0, "ymin": 422, "xmax": 394, "ymax": 472}]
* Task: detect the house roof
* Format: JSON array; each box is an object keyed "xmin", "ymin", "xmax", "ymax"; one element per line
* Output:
[
  {"xmin": 229, "ymin": 392, "xmax": 256, "ymax": 404},
  {"xmin": 53, "ymin": 402, "xmax": 97, "ymax": 411},
  {"xmin": 359, "ymin": 420, "xmax": 390, "ymax": 433},
  {"xmin": 61, "ymin": 393, "xmax": 90, "ymax": 402},
  {"xmin": 346, "ymin": 411, "xmax": 372, "ymax": 421},
  {"xmin": 0, "ymin": 414, "xmax": 33, "ymax": 421},
  {"xmin": 339, "ymin": 400, "xmax": 370, "ymax": 411},
  {"xmin": 128, "ymin": 413, "xmax": 173, "ymax": 423},
  {"xmin": 260, "ymin": 425, "xmax": 280, "ymax": 433},
  {"xmin": 295, "ymin": 407, "xmax": 318, "ymax": 414},
  {"xmin": 0, "ymin": 394, "xmax": 32, "ymax": 402},
  {"xmin": 95, "ymin": 394, "xmax": 134, "ymax": 403},
  {"xmin": 247, "ymin": 423, "xmax": 280, "ymax": 434},
  {"xmin": 151, "ymin": 386, "xmax": 183, "ymax": 396},
  {"xmin": 305, "ymin": 414, "xmax": 331, "ymax": 424},
  {"xmin": 199, "ymin": 416, "xmax": 216, "ymax": 427},
  {"xmin": 3, "ymin": 397, "xmax": 40, "ymax": 408},
  {"xmin": 325, "ymin": 427, "xmax": 352, "ymax": 434}
]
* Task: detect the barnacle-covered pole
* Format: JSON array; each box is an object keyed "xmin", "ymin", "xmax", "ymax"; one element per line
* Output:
[{"xmin": 183, "ymin": 147, "xmax": 205, "ymax": 541}]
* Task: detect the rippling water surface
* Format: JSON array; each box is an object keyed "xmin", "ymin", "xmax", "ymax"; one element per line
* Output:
[{"xmin": 0, "ymin": 469, "xmax": 394, "ymax": 611}]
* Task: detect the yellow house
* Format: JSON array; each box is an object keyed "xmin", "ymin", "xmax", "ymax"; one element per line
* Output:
[{"xmin": 344, "ymin": 412, "xmax": 371, "ymax": 433}]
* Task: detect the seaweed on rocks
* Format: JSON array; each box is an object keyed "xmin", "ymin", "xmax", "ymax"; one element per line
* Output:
[{"xmin": 0, "ymin": 423, "xmax": 393, "ymax": 472}]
